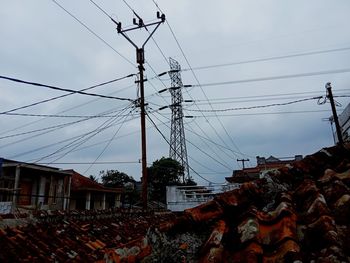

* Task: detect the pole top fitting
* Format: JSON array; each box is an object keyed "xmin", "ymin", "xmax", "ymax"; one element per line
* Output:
[{"xmin": 157, "ymin": 12, "xmax": 166, "ymax": 22}]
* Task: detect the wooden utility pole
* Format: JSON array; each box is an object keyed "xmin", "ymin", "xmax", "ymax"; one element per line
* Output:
[
  {"xmin": 112, "ymin": 12, "xmax": 165, "ymax": 209},
  {"xmin": 326, "ymin": 82, "xmax": 344, "ymax": 146}
]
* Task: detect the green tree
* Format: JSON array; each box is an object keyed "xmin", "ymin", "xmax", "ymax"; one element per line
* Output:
[
  {"xmin": 100, "ymin": 170, "xmax": 140, "ymax": 207},
  {"xmin": 100, "ymin": 170, "xmax": 135, "ymax": 188},
  {"xmin": 148, "ymin": 157, "xmax": 184, "ymax": 203},
  {"xmin": 89, "ymin": 175, "xmax": 98, "ymax": 182}
]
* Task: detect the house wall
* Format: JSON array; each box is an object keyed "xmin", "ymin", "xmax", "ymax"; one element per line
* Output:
[
  {"xmin": 69, "ymin": 192, "xmax": 121, "ymax": 210},
  {"xmin": 166, "ymin": 186, "xmax": 214, "ymax": 212},
  {"xmin": 0, "ymin": 164, "xmax": 70, "ymax": 211}
]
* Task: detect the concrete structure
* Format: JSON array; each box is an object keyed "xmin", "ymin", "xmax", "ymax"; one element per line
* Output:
[
  {"xmin": 166, "ymin": 184, "xmax": 238, "ymax": 212},
  {"xmin": 0, "ymin": 158, "xmax": 71, "ymax": 213},
  {"xmin": 69, "ymin": 171, "xmax": 122, "ymax": 210}
]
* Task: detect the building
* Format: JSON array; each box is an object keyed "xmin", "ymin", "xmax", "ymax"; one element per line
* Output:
[
  {"xmin": 0, "ymin": 158, "xmax": 71, "ymax": 213},
  {"xmin": 226, "ymin": 155, "xmax": 302, "ymax": 183},
  {"xmin": 338, "ymin": 102, "xmax": 350, "ymax": 142},
  {"xmin": 166, "ymin": 184, "xmax": 237, "ymax": 212},
  {"xmin": 69, "ymin": 170, "xmax": 122, "ymax": 210}
]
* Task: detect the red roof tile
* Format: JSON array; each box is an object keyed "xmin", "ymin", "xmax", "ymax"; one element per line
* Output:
[
  {"xmin": 70, "ymin": 171, "xmax": 122, "ymax": 193},
  {"xmin": 1, "ymin": 144, "xmax": 350, "ymax": 262},
  {"xmin": 107, "ymin": 143, "xmax": 350, "ymax": 262}
]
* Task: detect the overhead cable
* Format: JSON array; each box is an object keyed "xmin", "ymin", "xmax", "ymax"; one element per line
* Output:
[
  {"xmin": 186, "ymin": 96, "xmax": 323, "ymax": 112},
  {"xmin": 0, "ymin": 75, "xmax": 135, "ymax": 115},
  {"xmin": 37, "ymin": 161, "xmax": 140, "ymax": 165},
  {"xmin": 83, "ymin": 110, "xmax": 131, "ymax": 174},
  {"xmin": 0, "ymin": 106, "xmax": 135, "ymax": 140},
  {"xmin": 52, "ymin": 0, "xmax": 134, "ymax": 66},
  {"xmin": 2, "ymin": 112, "xmax": 135, "ymax": 118},
  {"xmin": 152, "ymin": 2, "xmax": 244, "ymax": 156},
  {"xmin": 31, "ymin": 105, "xmax": 134, "ymax": 164},
  {"xmin": 188, "ymin": 68, "xmax": 350, "ymax": 88},
  {"xmin": 0, "ymin": 82, "xmax": 135, "ymax": 137},
  {"xmin": 188, "ymin": 109, "xmax": 332, "ymax": 118},
  {"xmin": 146, "ymin": 112, "xmax": 214, "ymax": 183},
  {"xmin": 181, "ymin": 46, "xmax": 350, "ymax": 72},
  {"xmin": 0, "ymin": 75, "xmax": 133, "ymax": 101}
]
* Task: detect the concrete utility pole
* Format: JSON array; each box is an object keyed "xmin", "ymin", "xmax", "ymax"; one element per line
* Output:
[
  {"xmin": 237, "ymin": 159, "xmax": 249, "ymax": 169},
  {"xmin": 112, "ymin": 12, "xmax": 165, "ymax": 209},
  {"xmin": 325, "ymin": 82, "xmax": 344, "ymax": 146}
]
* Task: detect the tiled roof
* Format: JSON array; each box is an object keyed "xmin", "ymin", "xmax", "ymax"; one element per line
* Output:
[
  {"xmin": 0, "ymin": 210, "xmax": 176, "ymax": 262},
  {"xmin": 70, "ymin": 171, "xmax": 122, "ymax": 193},
  {"xmin": 1, "ymin": 144, "xmax": 349, "ymax": 262},
  {"xmin": 105, "ymin": 144, "xmax": 350, "ymax": 262}
]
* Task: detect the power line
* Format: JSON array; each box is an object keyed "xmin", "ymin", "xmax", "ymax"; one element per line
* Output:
[
  {"xmin": 152, "ymin": 0, "xmax": 244, "ymax": 157},
  {"xmin": 189, "ymin": 109, "xmax": 332, "ymax": 118},
  {"xmin": 181, "ymin": 46, "xmax": 350, "ymax": 72},
  {"xmin": 31, "ymin": 105, "xmax": 134, "ymax": 164},
  {"xmin": 186, "ymin": 96, "xmax": 323, "ymax": 113},
  {"xmin": 120, "ymin": 0, "xmax": 170, "ymax": 66},
  {"xmin": 192, "ymin": 89, "xmax": 350, "ymax": 103},
  {"xmin": 0, "ymin": 118, "xmax": 89, "ymax": 140},
  {"xmin": 151, "ymin": 111, "xmax": 240, "ymax": 182},
  {"xmin": 191, "ymin": 93, "xmax": 349, "ymax": 107},
  {"xmin": 1, "ymin": 112, "xmax": 135, "ymax": 118},
  {"xmin": 0, "ymin": 75, "xmax": 133, "ymax": 106},
  {"xmin": 90, "ymin": 0, "xmax": 170, "ymax": 71},
  {"xmin": 52, "ymin": 0, "xmax": 134, "ymax": 66},
  {"xmin": 0, "ymin": 82, "xmax": 136, "ymax": 137},
  {"xmin": 146, "ymin": 111, "xmax": 214, "ymax": 183},
  {"xmin": 157, "ymin": 109, "xmax": 241, "ymax": 168},
  {"xmin": 0, "ymin": 107, "xmax": 133, "ymax": 147},
  {"xmin": 9, "ymin": 108, "xmax": 168, "ymax": 160},
  {"xmin": 0, "ymin": 106, "xmax": 134, "ymax": 141},
  {"xmin": 188, "ymin": 68, "xmax": 350, "ymax": 88},
  {"xmin": 37, "ymin": 161, "xmax": 140, "ymax": 165},
  {"xmin": 83, "ymin": 110, "xmax": 131, "ymax": 174},
  {"xmin": 186, "ymin": 119, "xmax": 247, "ymax": 157}
]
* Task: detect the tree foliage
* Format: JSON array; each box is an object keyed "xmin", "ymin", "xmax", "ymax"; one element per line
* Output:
[
  {"xmin": 89, "ymin": 175, "xmax": 98, "ymax": 182},
  {"xmin": 100, "ymin": 170, "xmax": 135, "ymax": 188},
  {"xmin": 100, "ymin": 170, "xmax": 140, "ymax": 207},
  {"xmin": 148, "ymin": 157, "xmax": 184, "ymax": 203}
]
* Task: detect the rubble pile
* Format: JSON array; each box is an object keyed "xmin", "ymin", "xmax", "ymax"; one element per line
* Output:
[{"xmin": 105, "ymin": 144, "xmax": 350, "ymax": 262}]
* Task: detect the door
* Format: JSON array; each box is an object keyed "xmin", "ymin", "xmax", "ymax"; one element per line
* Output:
[{"xmin": 18, "ymin": 181, "xmax": 32, "ymax": 205}]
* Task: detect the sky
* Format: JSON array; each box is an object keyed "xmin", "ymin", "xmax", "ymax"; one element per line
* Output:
[{"xmin": 1, "ymin": 0, "xmax": 350, "ymax": 185}]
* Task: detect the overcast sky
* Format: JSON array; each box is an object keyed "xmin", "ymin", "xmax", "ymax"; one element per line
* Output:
[{"xmin": 1, "ymin": 0, "xmax": 350, "ymax": 184}]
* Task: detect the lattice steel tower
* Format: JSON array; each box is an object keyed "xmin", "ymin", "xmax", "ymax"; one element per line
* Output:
[{"xmin": 168, "ymin": 57, "xmax": 190, "ymax": 183}]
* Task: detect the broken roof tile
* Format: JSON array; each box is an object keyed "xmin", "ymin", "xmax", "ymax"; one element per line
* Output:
[{"xmin": 1, "ymin": 144, "xmax": 350, "ymax": 262}]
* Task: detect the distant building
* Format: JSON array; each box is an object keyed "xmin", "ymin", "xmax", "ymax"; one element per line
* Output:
[
  {"xmin": 166, "ymin": 184, "xmax": 238, "ymax": 212},
  {"xmin": 0, "ymin": 158, "xmax": 124, "ymax": 215},
  {"xmin": 226, "ymin": 155, "xmax": 303, "ymax": 183},
  {"xmin": 0, "ymin": 158, "xmax": 71, "ymax": 213},
  {"xmin": 337, "ymin": 102, "xmax": 350, "ymax": 142},
  {"xmin": 68, "ymin": 170, "xmax": 122, "ymax": 210}
]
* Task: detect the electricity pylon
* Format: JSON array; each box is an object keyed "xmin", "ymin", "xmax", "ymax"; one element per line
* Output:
[{"xmin": 168, "ymin": 57, "xmax": 190, "ymax": 183}]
